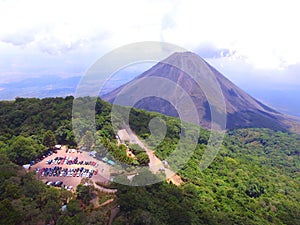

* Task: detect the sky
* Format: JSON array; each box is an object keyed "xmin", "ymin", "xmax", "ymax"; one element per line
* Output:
[{"xmin": 0, "ymin": 0, "xmax": 299, "ymax": 115}]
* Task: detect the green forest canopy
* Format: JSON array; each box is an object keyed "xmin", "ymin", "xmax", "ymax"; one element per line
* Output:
[{"xmin": 0, "ymin": 96, "xmax": 299, "ymax": 225}]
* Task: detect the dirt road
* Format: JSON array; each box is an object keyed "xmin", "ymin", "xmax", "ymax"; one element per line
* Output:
[{"xmin": 124, "ymin": 126, "xmax": 183, "ymax": 185}]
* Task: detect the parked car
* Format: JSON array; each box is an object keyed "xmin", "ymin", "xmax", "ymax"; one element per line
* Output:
[
  {"xmin": 46, "ymin": 181, "xmax": 54, "ymax": 186},
  {"xmin": 54, "ymin": 181, "xmax": 63, "ymax": 187}
]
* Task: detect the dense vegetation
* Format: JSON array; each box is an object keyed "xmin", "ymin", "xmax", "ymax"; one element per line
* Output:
[
  {"xmin": 118, "ymin": 108, "xmax": 300, "ymax": 224},
  {"xmin": 0, "ymin": 153, "xmax": 113, "ymax": 225},
  {"xmin": 0, "ymin": 97, "xmax": 299, "ymax": 224}
]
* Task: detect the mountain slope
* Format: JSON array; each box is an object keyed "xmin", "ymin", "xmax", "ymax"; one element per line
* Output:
[{"xmin": 103, "ymin": 52, "xmax": 298, "ymax": 131}]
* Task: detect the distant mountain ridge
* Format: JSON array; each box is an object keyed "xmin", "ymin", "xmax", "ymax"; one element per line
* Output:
[
  {"xmin": 103, "ymin": 52, "xmax": 300, "ymax": 132},
  {"xmin": 0, "ymin": 76, "xmax": 80, "ymax": 100}
]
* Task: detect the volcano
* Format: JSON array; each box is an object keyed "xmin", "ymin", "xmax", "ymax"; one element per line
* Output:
[{"xmin": 103, "ymin": 52, "xmax": 299, "ymax": 132}]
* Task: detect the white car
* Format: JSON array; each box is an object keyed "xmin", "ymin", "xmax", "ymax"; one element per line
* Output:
[{"xmin": 67, "ymin": 186, "xmax": 73, "ymax": 191}]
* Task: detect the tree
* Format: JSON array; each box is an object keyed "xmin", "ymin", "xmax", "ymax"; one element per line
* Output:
[
  {"xmin": 131, "ymin": 169, "xmax": 159, "ymax": 186},
  {"xmin": 8, "ymin": 136, "xmax": 45, "ymax": 165},
  {"xmin": 56, "ymin": 215, "xmax": 83, "ymax": 225},
  {"xmin": 43, "ymin": 198, "xmax": 61, "ymax": 224},
  {"xmin": 129, "ymin": 144, "xmax": 144, "ymax": 155},
  {"xmin": 136, "ymin": 152, "xmax": 150, "ymax": 166},
  {"xmin": 3, "ymin": 183, "xmax": 21, "ymax": 200},
  {"xmin": 0, "ymin": 199, "xmax": 21, "ymax": 225},
  {"xmin": 21, "ymin": 172, "xmax": 45, "ymax": 198},
  {"xmin": 0, "ymin": 141, "xmax": 8, "ymax": 155},
  {"xmin": 55, "ymin": 125, "xmax": 69, "ymax": 144},
  {"xmin": 76, "ymin": 184, "xmax": 94, "ymax": 205},
  {"xmin": 39, "ymin": 188, "xmax": 61, "ymax": 224},
  {"xmin": 65, "ymin": 199, "xmax": 81, "ymax": 216},
  {"xmin": 43, "ymin": 130, "xmax": 57, "ymax": 149},
  {"xmin": 130, "ymin": 209, "xmax": 161, "ymax": 225},
  {"xmin": 82, "ymin": 131, "xmax": 94, "ymax": 150},
  {"xmin": 66, "ymin": 130, "xmax": 77, "ymax": 147},
  {"xmin": 245, "ymin": 181, "xmax": 264, "ymax": 198}
]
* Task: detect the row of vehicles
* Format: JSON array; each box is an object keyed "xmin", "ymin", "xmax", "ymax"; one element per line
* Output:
[
  {"xmin": 46, "ymin": 180, "xmax": 63, "ymax": 187},
  {"xmin": 46, "ymin": 156, "xmax": 97, "ymax": 166},
  {"xmin": 45, "ymin": 181, "xmax": 73, "ymax": 191},
  {"xmin": 36, "ymin": 166, "xmax": 98, "ymax": 178}
]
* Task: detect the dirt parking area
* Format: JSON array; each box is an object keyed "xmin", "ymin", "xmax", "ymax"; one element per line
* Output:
[{"xmin": 30, "ymin": 146, "xmax": 113, "ymax": 190}]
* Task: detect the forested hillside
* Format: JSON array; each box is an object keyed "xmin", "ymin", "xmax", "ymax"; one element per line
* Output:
[{"xmin": 0, "ymin": 97, "xmax": 299, "ymax": 225}]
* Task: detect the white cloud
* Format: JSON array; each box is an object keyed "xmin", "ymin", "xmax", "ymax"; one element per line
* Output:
[
  {"xmin": 0, "ymin": 0, "xmax": 172, "ymax": 53},
  {"xmin": 160, "ymin": 0, "xmax": 300, "ymax": 69},
  {"xmin": 0, "ymin": 0, "xmax": 300, "ymax": 79}
]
